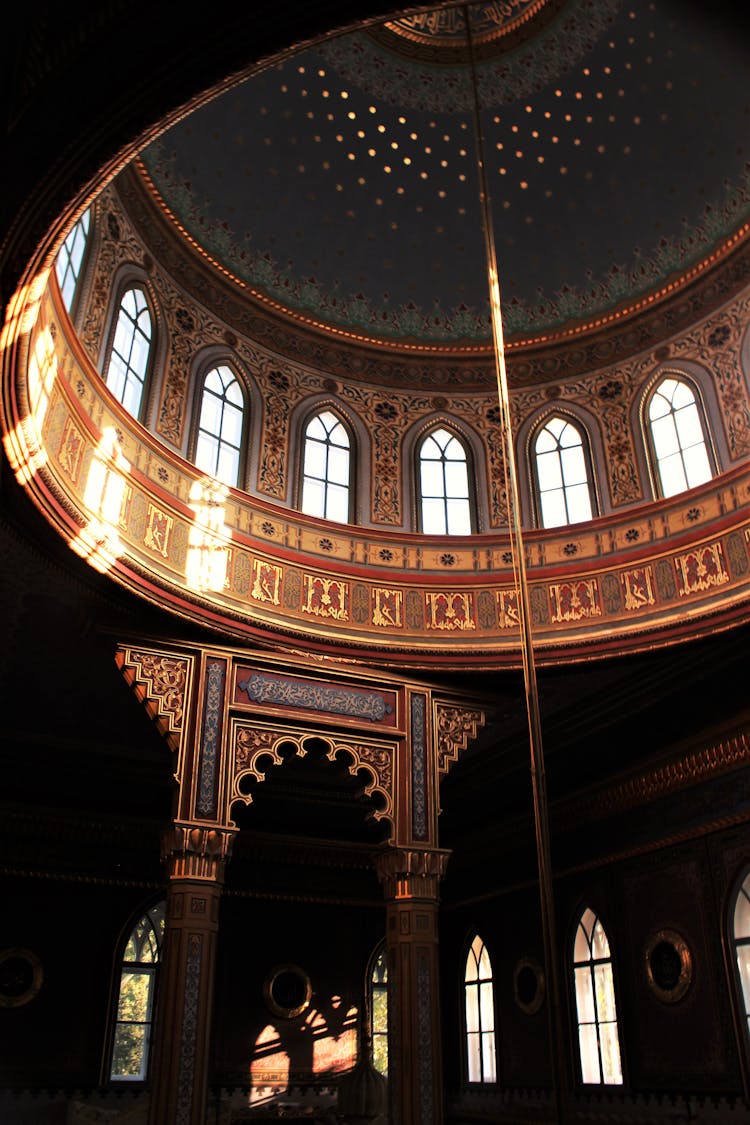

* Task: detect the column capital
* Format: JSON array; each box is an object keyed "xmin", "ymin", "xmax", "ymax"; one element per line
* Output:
[
  {"xmin": 161, "ymin": 822, "xmax": 236, "ymax": 882},
  {"xmin": 375, "ymin": 846, "xmax": 451, "ymax": 901}
]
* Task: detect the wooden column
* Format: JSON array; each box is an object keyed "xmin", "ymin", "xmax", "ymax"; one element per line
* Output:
[
  {"xmin": 376, "ymin": 847, "xmax": 450, "ymax": 1125},
  {"xmin": 148, "ymin": 824, "xmax": 234, "ymax": 1125}
]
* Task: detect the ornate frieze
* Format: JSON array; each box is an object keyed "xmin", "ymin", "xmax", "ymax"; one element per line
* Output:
[{"xmin": 236, "ymin": 669, "xmax": 396, "ymax": 723}]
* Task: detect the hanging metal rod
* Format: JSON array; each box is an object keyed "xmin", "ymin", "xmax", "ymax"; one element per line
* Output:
[{"xmin": 463, "ymin": 5, "xmax": 568, "ymax": 1121}]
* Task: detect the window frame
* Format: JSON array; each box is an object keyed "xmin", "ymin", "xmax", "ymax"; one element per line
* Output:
[
  {"xmin": 107, "ymin": 899, "xmax": 165, "ymax": 1085},
  {"xmin": 530, "ymin": 411, "xmax": 597, "ymax": 530},
  {"xmin": 190, "ymin": 360, "xmax": 248, "ymax": 489},
  {"xmin": 415, "ymin": 422, "xmax": 476, "ymax": 536},
  {"xmin": 367, "ymin": 940, "xmax": 389, "ymax": 1078},
  {"xmin": 463, "ymin": 933, "xmax": 497, "ymax": 1085},
  {"xmin": 54, "ymin": 208, "xmax": 92, "ymax": 318},
  {"xmin": 729, "ymin": 867, "xmax": 750, "ymax": 1095},
  {"xmin": 101, "ymin": 281, "xmax": 155, "ymax": 423},
  {"xmin": 571, "ymin": 906, "xmax": 624, "ymax": 1087},
  {"xmin": 299, "ymin": 405, "xmax": 355, "ymax": 525},
  {"xmin": 642, "ymin": 371, "xmax": 715, "ymax": 500}
]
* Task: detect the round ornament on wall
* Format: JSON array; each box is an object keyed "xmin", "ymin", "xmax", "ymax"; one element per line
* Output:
[
  {"xmin": 0, "ymin": 948, "xmax": 43, "ymax": 1008},
  {"xmin": 644, "ymin": 929, "xmax": 693, "ymax": 1004},
  {"xmin": 263, "ymin": 963, "xmax": 312, "ymax": 1019}
]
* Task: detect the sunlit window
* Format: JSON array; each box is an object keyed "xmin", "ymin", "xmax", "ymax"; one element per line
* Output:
[
  {"xmin": 110, "ymin": 901, "xmax": 165, "ymax": 1082},
  {"xmin": 647, "ymin": 376, "xmax": 712, "ymax": 498},
  {"xmin": 418, "ymin": 426, "xmax": 472, "ymax": 535},
  {"xmin": 370, "ymin": 944, "xmax": 388, "ymax": 1077},
  {"xmin": 573, "ymin": 908, "xmax": 623, "ymax": 1085},
  {"xmin": 465, "ymin": 934, "xmax": 496, "ymax": 1083},
  {"xmin": 194, "ymin": 365, "xmax": 245, "ymax": 487},
  {"xmin": 534, "ymin": 415, "xmax": 593, "ymax": 528},
  {"xmin": 301, "ymin": 409, "xmax": 351, "ymax": 523},
  {"xmin": 55, "ymin": 209, "xmax": 91, "ymax": 313},
  {"xmin": 105, "ymin": 286, "xmax": 152, "ymax": 418},
  {"xmin": 732, "ymin": 872, "xmax": 750, "ymax": 1045}
]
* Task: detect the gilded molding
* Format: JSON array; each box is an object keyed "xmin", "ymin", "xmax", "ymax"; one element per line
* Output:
[
  {"xmin": 435, "ymin": 704, "xmax": 487, "ymax": 775},
  {"xmin": 232, "ymin": 724, "xmax": 395, "ymax": 833},
  {"xmin": 115, "ymin": 645, "xmax": 192, "ymax": 753}
]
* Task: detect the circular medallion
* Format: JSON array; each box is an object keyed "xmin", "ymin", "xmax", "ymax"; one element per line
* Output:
[
  {"xmin": 645, "ymin": 929, "xmax": 693, "ymax": 1004},
  {"xmin": 263, "ymin": 963, "xmax": 312, "ymax": 1019},
  {"xmin": 0, "ymin": 948, "xmax": 43, "ymax": 1008},
  {"xmin": 513, "ymin": 956, "xmax": 545, "ymax": 1015},
  {"xmin": 385, "ymin": 1, "xmax": 550, "ymax": 48}
]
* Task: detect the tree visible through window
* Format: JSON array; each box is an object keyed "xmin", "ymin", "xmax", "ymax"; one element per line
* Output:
[
  {"xmin": 105, "ymin": 286, "xmax": 152, "ymax": 419},
  {"xmin": 110, "ymin": 901, "xmax": 165, "ymax": 1081},
  {"xmin": 55, "ymin": 209, "xmax": 90, "ymax": 313},
  {"xmin": 534, "ymin": 415, "xmax": 593, "ymax": 528},
  {"xmin": 370, "ymin": 945, "xmax": 388, "ymax": 1076},
  {"xmin": 648, "ymin": 376, "xmax": 712, "ymax": 498},
  {"xmin": 418, "ymin": 427, "xmax": 472, "ymax": 535},
  {"xmin": 194, "ymin": 365, "xmax": 244, "ymax": 487},
  {"xmin": 301, "ymin": 410, "xmax": 351, "ymax": 523},
  {"xmin": 465, "ymin": 934, "xmax": 496, "ymax": 1083},
  {"xmin": 573, "ymin": 908, "xmax": 623, "ymax": 1085}
]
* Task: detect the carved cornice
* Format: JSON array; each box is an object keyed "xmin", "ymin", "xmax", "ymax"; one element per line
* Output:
[
  {"xmin": 162, "ymin": 823, "xmax": 236, "ymax": 881},
  {"xmin": 435, "ymin": 703, "xmax": 488, "ymax": 774},
  {"xmin": 556, "ymin": 731, "xmax": 750, "ymax": 830},
  {"xmin": 375, "ymin": 847, "xmax": 451, "ymax": 901}
]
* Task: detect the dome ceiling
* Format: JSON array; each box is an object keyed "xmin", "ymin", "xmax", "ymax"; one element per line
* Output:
[{"xmin": 139, "ymin": 0, "xmax": 749, "ymax": 347}]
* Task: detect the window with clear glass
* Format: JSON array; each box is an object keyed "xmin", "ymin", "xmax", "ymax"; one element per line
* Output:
[
  {"xmin": 573, "ymin": 908, "xmax": 623, "ymax": 1085},
  {"xmin": 194, "ymin": 365, "xmax": 245, "ymax": 487},
  {"xmin": 301, "ymin": 409, "xmax": 351, "ymax": 523},
  {"xmin": 55, "ymin": 209, "xmax": 91, "ymax": 313},
  {"xmin": 105, "ymin": 286, "xmax": 152, "ymax": 418},
  {"xmin": 647, "ymin": 377, "xmax": 712, "ymax": 498},
  {"xmin": 733, "ymin": 872, "xmax": 750, "ymax": 1044},
  {"xmin": 534, "ymin": 415, "xmax": 593, "ymax": 528},
  {"xmin": 370, "ymin": 945, "xmax": 388, "ymax": 1076},
  {"xmin": 465, "ymin": 934, "xmax": 496, "ymax": 1083},
  {"xmin": 110, "ymin": 901, "xmax": 165, "ymax": 1081},
  {"xmin": 418, "ymin": 427, "xmax": 472, "ymax": 535}
]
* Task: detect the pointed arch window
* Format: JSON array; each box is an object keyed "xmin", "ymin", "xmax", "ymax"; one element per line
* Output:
[
  {"xmin": 369, "ymin": 944, "xmax": 388, "ymax": 1077},
  {"xmin": 534, "ymin": 415, "xmax": 594, "ymax": 528},
  {"xmin": 110, "ymin": 901, "xmax": 164, "ymax": 1081},
  {"xmin": 465, "ymin": 934, "xmax": 496, "ymax": 1083},
  {"xmin": 573, "ymin": 908, "xmax": 623, "ymax": 1085},
  {"xmin": 418, "ymin": 426, "xmax": 472, "ymax": 535},
  {"xmin": 732, "ymin": 871, "xmax": 750, "ymax": 1046},
  {"xmin": 647, "ymin": 376, "xmax": 712, "ymax": 498},
  {"xmin": 105, "ymin": 286, "xmax": 152, "ymax": 419},
  {"xmin": 194, "ymin": 364, "xmax": 245, "ymax": 487},
  {"xmin": 301, "ymin": 409, "xmax": 351, "ymax": 523},
  {"xmin": 55, "ymin": 209, "xmax": 91, "ymax": 313}
]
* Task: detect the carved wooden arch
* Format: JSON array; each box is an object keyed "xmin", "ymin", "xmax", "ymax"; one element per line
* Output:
[
  {"xmin": 116, "ymin": 644, "xmax": 194, "ymax": 756},
  {"xmin": 434, "ymin": 701, "xmax": 488, "ymax": 776},
  {"xmin": 231, "ymin": 723, "xmax": 395, "ymax": 839}
]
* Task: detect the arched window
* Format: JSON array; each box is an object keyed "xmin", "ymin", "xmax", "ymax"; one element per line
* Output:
[
  {"xmin": 573, "ymin": 908, "xmax": 623, "ymax": 1085},
  {"xmin": 418, "ymin": 426, "xmax": 472, "ymax": 535},
  {"xmin": 647, "ymin": 376, "xmax": 712, "ymax": 498},
  {"xmin": 110, "ymin": 901, "xmax": 165, "ymax": 1082},
  {"xmin": 105, "ymin": 286, "xmax": 153, "ymax": 419},
  {"xmin": 55, "ymin": 209, "xmax": 91, "ymax": 313},
  {"xmin": 534, "ymin": 415, "xmax": 594, "ymax": 528},
  {"xmin": 465, "ymin": 934, "xmax": 496, "ymax": 1083},
  {"xmin": 369, "ymin": 944, "xmax": 388, "ymax": 1076},
  {"xmin": 194, "ymin": 364, "xmax": 245, "ymax": 487},
  {"xmin": 732, "ymin": 872, "xmax": 750, "ymax": 1045},
  {"xmin": 301, "ymin": 409, "xmax": 351, "ymax": 523}
]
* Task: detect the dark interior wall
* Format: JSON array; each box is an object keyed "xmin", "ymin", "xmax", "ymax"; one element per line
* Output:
[
  {"xmin": 0, "ymin": 880, "xmax": 161, "ymax": 1089},
  {"xmin": 212, "ymin": 895, "xmax": 384, "ymax": 1086},
  {"xmin": 440, "ymin": 825, "xmax": 750, "ymax": 1102}
]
